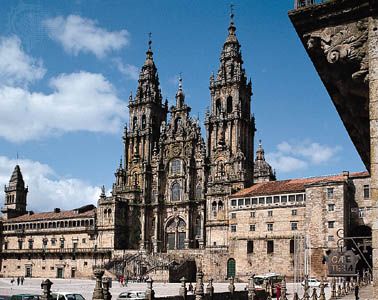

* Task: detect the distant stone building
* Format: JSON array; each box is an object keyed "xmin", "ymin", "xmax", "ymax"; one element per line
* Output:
[{"xmin": 0, "ymin": 12, "xmax": 373, "ymax": 281}]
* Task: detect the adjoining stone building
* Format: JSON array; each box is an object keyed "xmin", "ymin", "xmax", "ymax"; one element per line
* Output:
[{"xmin": 0, "ymin": 11, "xmax": 374, "ymax": 281}]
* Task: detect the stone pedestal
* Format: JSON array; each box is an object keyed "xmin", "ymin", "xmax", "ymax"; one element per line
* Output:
[{"xmin": 92, "ymin": 268, "xmax": 105, "ymax": 300}]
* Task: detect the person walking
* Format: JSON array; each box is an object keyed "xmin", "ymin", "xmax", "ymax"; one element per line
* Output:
[
  {"xmin": 276, "ymin": 284, "xmax": 281, "ymax": 300},
  {"xmin": 21, "ymin": 276, "xmax": 24, "ymax": 285},
  {"xmin": 17, "ymin": 277, "xmax": 20, "ymax": 286},
  {"xmin": 355, "ymin": 283, "xmax": 359, "ymax": 300}
]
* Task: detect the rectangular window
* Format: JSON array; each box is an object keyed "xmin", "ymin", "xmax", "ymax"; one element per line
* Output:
[
  {"xmin": 290, "ymin": 239, "xmax": 295, "ymax": 254},
  {"xmin": 363, "ymin": 185, "xmax": 370, "ymax": 199},
  {"xmin": 252, "ymin": 198, "xmax": 258, "ymax": 205},
  {"xmin": 73, "ymin": 242, "xmax": 78, "ymax": 251},
  {"xmin": 328, "ymin": 221, "xmax": 335, "ymax": 229},
  {"xmin": 231, "ymin": 213, "xmax": 236, "ymax": 219},
  {"xmin": 4, "ymin": 242, "xmax": 8, "ymax": 250},
  {"xmin": 231, "ymin": 199, "xmax": 237, "ymax": 206},
  {"xmin": 258, "ymin": 197, "xmax": 265, "ymax": 204},
  {"xmin": 250, "ymin": 211, "xmax": 255, "ymax": 218},
  {"xmin": 328, "ymin": 235, "xmax": 334, "ymax": 241},
  {"xmin": 289, "ymin": 195, "xmax": 295, "ymax": 202},
  {"xmin": 292, "ymin": 209, "xmax": 297, "ymax": 216},
  {"xmin": 327, "ymin": 188, "xmax": 334, "ymax": 199},
  {"xmin": 267, "ymin": 223, "xmax": 273, "ymax": 231},
  {"xmin": 230, "ymin": 225, "xmax": 237, "ymax": 232},
  {"xmin": 328, "ymin": 204, "xmax": 335, "ymax": 212},
  {"xmin": 273, "ymin": 196, "xmax": 280, "ymax": 203},
  {"xmin": 238, "ymin": 199, "xmax": 244, "ymax": 206},
  {"xmin": 359, "ymin": 208, "xmax": 366, "ymax": 218},
  {"xmin": 18, "ymin": 241, "xmax": 23, "ymax": 250},
  {"xmin": 291, "ymin": 222, "xmax": 298, "ymax": 231},
  {"xmin": 249, "ymin": 224, "xmax": 256, "ymax": 231},
  {"xmin": 28, "ymin": 240, "xmax": 33, "ymax": 250},
  {"xmin": 296, "ymin": 194, "xmax": 304, "ymax": 202},
  {"xmin": 245, "ymin": 198, "xmax": 251, "ymax": 205},
  {"xmin": 267, "ymin": 240, "xmax": 274, "ymax": 253},
  {"xmin": 268, "ymin": 210, "xmax": 273, "ymax": 217},
  {"xmin": 60, "ymin": 239, "xmax": 65, "ymax": 249},
  {"xmin": 281, "ymin": 195, "xmax": 287, "ymax": 203},
  {"xmin": 247, "ymin": 240, "xmax": 254, "ymax": 254},
  {"xmin": 82, "ymin": 238, "xmax": 86, "ymax": 244},
  {"xmin": 266, "ymin": 197, "xmax": 272, "ymax": 204}
]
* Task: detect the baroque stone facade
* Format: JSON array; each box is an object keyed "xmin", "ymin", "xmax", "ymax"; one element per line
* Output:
[{"xmin": 0, "ymin": 11, "xmax": 374, "ymax": 282}]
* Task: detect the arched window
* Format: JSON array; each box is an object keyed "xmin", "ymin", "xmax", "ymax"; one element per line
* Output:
[
  {"xmin": 171, "ymin": 182, "xmax": 181, "ymax": 202},
  {"xmin": 227, "ymin": 96, "xmax": 233, "ymax": 113},
  {"xmin": 141, "ymin": 115, "xmax": 146, "ymax": 129},
  {"xmin": 170, "ymin": 159, "xmax": 182, "ymax": 174},
  {"xmin": 195, "ymin": 185, "xmax": 202, "ymax": 200},
  {"xmin": 218, "ymin": 201, "xmax": 224, "ymax": 211},
  {"xmin": 216, "ymin": 99, "xmax": 222, "ymax": 115},
  {"xmin": 132, "ymin": 116, "xmax": 137, "ymax": 130},
  {"xmin": 166, "ymin": 217, "xmax": 186, "ymax": 250}
]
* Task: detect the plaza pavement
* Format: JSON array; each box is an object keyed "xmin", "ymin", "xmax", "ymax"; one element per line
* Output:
[{"xmin": 0, "ymin": 277, "xmax": 336, "ymax": 299}]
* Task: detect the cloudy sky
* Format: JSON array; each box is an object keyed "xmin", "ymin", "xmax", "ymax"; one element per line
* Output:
[{"xmin": 0, "ymin": 0, "xmax": 365, "ymax": 212}]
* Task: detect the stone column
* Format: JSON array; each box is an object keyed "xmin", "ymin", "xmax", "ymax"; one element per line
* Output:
[
  {"xmin": 179, "ymin": 277, "xmax": 187, "ymax": 299},
  {"xmin": 369, "ymin": 13, "xmax": 378, "ymax": 299},
  {"xmin": 145, "ymin": 278, "xmax": 155, "ymax": 300},
  {"xmin": 92, "ymin": 268, "xmax": 105, "ymax": 300},
  {"xmin": 248, "ymin": 276, "xmax": 256, "ymax": 300},
  {"xmin": 206, "ymin": 278, "xmax": 214, "ymax": 298},
  {"xmin": 40, "ymin": 279, "xmax": 53, "ymax": 300},
  {"xmin": 195, "ymin": 269, "xmax": 204, "ymax": 300},
  {"xmin": 102, "ymin": 277, "xmax": 112, "ymax": 300}
]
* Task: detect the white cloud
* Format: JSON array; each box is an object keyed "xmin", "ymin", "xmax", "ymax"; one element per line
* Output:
[
  {"xmin": 44, "ymin": 15, "xmax": 129, "ymax": 58},
  {"xmin": 0, "ymin": 36, "xmax": 45, "ymax": 86},
  {"xmin": 0, "ymin": 156, "xmax": 100, "ymax": 212},
  {"xmin": 113, "ymin": 58, "xmax": 139, "ymax": 80},
  {"xmin": 266, "ymin": 140, "xmax": 341, "ymax": 174},
  {"xmin": 0, "ymin": 71, "xmax": 126, "ymax": 142}
]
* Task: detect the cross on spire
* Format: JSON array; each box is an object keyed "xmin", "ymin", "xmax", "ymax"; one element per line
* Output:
[
  {"xmin": 148, "ymin": 32, "xmax": 152, "ymax": 50},
  {"xmin": 230, "ymin": 3, "xmax": 235, "ymax": 24}
]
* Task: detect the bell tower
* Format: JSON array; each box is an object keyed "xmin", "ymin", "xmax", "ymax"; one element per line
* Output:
[
  {"xmin": 2, "ymin": 165, "xmax": 28, "ymax": 220},
  {"xmin": 205, "ymin": 10, "xmax": 255, "ymax": 246}
]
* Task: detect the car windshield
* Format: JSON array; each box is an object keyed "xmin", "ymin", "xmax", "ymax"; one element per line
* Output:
[
  {"xmin": 66, "ymin": 295, "xmax": 85, "ymax": 300},
  {"xmin": 24, "ymin": 297, "xmax": 39, "ymax": 300},
  {"xmin": 126, "ymin": 292, "xmax": 145, "ymax": 298}
]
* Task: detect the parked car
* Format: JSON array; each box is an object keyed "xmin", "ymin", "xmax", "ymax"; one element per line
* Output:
[
  {"xmin": 117, "ymin": 291, "xmax": 146, "ymax": 300},
  {"xmin": 301, "ymin": 278, "xmax": 329, "ymax": 287},
  {"xmin": 10, "ymin": 295, "xmax": 40, "ymax": 300},
  {"xmin": 51, "ymin": 293, "xmax": 85, "ymax": 300}
]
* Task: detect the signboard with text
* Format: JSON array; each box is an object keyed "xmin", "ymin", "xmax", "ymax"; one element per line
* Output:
[{"xmin": 327, "ymin": 250, "xmax": 359, "ymax": 277}]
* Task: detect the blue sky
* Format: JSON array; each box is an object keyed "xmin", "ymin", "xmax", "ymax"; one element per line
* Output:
[{"xmin": 0, "ymin": 0, "xmax": 365, "ymax": 211}]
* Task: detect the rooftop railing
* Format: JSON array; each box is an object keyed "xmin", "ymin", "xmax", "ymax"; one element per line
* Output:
[{"xmin": 294, "ymin": 0, "xmax": 327, "ymax": 9}]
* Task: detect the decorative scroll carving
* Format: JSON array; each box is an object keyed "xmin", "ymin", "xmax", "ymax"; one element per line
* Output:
[{"xmin": 305, "ymin": 20, "xmax": 369, "ymax": 82}]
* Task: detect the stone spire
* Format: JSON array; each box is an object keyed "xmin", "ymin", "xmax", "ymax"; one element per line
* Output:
[
  {"xmin": 2, "ymin": 165, "xmax": 28, "ymax": 219},
  {"xmin": 215, "ymin": 7, "xmax": 245, "ymax": 84},
  {"xmin": 132, "ymin": 33, "xmax": 163, "ymax": 105},
  {"xmin": 175, "ymin": 75, "xmax": 185, "ymax": 108},
  {"xmin": 253, "ymin": 140, "xmax": 276, "ymax": 183}
]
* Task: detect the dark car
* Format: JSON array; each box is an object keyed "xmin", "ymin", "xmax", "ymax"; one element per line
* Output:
[{"xmin": 10, "ymin": 295, "xmax": 40, "ymax": 300}]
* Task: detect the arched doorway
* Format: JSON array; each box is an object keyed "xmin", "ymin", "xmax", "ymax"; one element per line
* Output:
[
  {"xmin": 227, "ymin": 258, "xmax": 236, "ymax": 279},
  {"xmin": 166, "ymin": 217, "xmax": 186, "ymax": 250}
]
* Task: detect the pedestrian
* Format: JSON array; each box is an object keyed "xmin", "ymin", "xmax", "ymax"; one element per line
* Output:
[
  {"xmin": 276, "ymin": 284, "xmax": 281, "ymax": 300},
  {"xmin": 355, "ymin": 283, "xmax": 359, "ymax": 300},
  {"xmin": 188, "ymin": 282, "xmax": 193, "ymax": 293},
  {"xmin": 21, "ymin": 276, "xmax": 24, "ymax": 285},
  {"xmin": 11, "ymin": 277, "xmax": 14, "ymax": 285},
  {"xmin": 17, "ymin": 276, "xmax": 20, "ymax": 286}
]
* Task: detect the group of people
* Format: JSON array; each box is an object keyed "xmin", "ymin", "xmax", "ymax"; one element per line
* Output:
[{"xmin": 10, "ymin": 276, "xmax": 25, "ymax": 285}]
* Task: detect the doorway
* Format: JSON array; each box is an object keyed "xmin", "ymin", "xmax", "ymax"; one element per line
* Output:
[
  {"xmin": 25, "ymin": 266, "xmax": 32, "ymax": 278},
  {"xmin": 227, "ymin": 258, "xmax": 236, "ymax": 279},
  {"xmin": 57, "ymin": 267, "xmax": 64, "ymax": 278}
]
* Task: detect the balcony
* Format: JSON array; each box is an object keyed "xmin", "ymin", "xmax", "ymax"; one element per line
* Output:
[{"xmin": 1, "ymin": 247, "xmax": 113, "ymax": 255}]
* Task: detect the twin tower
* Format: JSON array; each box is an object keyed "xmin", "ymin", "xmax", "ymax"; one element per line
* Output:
[{"xmin": 97, "ymin": 14, "xmax": 270, "ymax": 252}]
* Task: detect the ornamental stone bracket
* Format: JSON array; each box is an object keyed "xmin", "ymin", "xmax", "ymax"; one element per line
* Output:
[{"xmin": 289, "ymin": 0, "xmax": 378, "ymax": 170}]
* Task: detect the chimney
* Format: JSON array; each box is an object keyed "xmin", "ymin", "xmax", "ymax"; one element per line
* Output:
[{"xmin": 54, "ymin": 208, "xmax": 61, "ymax": 213}]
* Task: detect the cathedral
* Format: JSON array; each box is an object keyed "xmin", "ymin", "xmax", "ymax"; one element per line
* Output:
[
  {"xmin": 0, "ymin": 12, "xmax": 372, "ymax": 282},
  {"xmin": 98, "ymin": 12, "xmax": 258, "ymax": 253}
]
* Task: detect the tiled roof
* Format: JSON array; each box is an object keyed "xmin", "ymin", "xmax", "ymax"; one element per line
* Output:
[
  {"xmin": 5, "ymin": 205, "xmax": 96, "ymax": 223},
  {"xmin": 231, "ymin": 171, "xmax": 369, "ymax": 198}
]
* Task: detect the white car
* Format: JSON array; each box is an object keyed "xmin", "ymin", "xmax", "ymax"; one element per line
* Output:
[
  {"xmin": 51, "ymin": 293, "xmax": 85, "ymax": 300},
  {"xmin": 302, "ymin": 278, "xmax": 328, "ymax": 287},
  {"xmin": 117, "ymin": 291, "xmax": 146, "ymax": 300}
]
